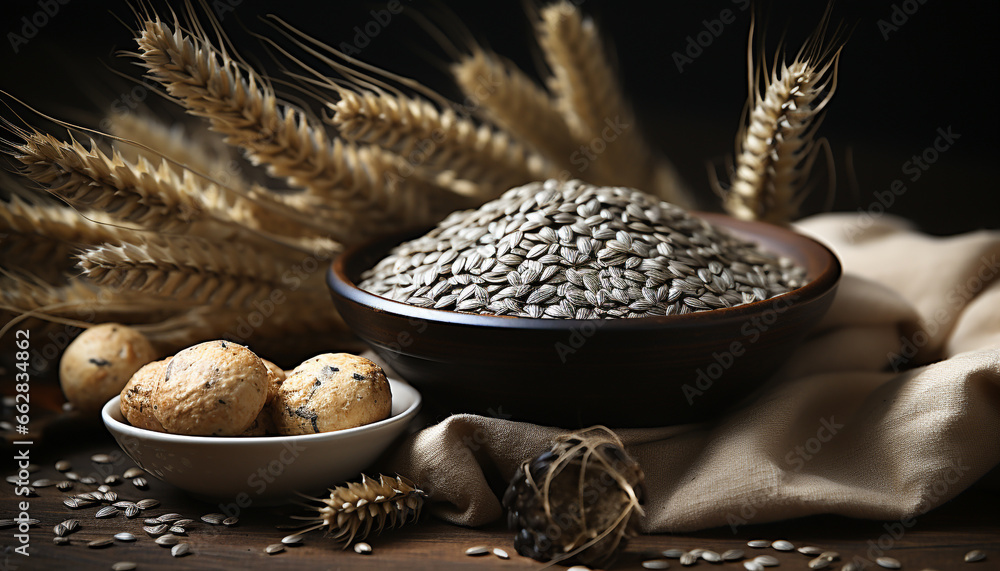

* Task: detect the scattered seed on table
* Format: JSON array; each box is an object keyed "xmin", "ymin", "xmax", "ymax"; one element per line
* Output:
[
  {"xmin": 115, "ymin": 532, "xmax": 136, "ymax": 542},
  {"xmin": 354, "ymin": 542, "xmax": 372, "ymax": 554},
  {"xmin": 465, "ymin": 546, "xmax": 489, "ymax": 556},
  {"xmin": 55, "ymin": 460, "xmax": 71, "ymax": 472},
  {"xmin": 105, "ymin": 475, "xmax": 122, "ymax": 485},
  {"xmin": 568, "ymin": 567, "xmax": 591, "ymax": 571},
  {"xmin": 136, "ymin": 499, "xmax": 160, "ymax": 510},
  {"xmin": 77, "ymin": 492, "xmax": 100, "ymax": 501},
  {"xmin": 493, "ymin": 548, "xmax": 509, "ymax": 559},
  {"xmin": 22, "ymin": 486, "xmax": 37, "ymax": 496},
  {"xmin": 642, "ymin": 560, "xmax": 670, "ymax": 569},
  {"xmin": 265, "ymin": 544, "xmax": 285, "ymax": 555},
  {"xmin": 156, "ymin": 513, "xmax": 183, "ymax": 523},
  {"xmin": 143, "ymin": 524, "xmax": 168, "ymax": 535},
  {"xmin": 65, "ymin": 471, "xmax": 79, "ymax": 481},
  {"xmin": 173, "ymin": 519, "xmax": 195, "ymax": 528},
  {"xmin": 744, "ymin": 562, "xmax": 764, "ymax": 571},
  {"xmin": 281, "ymin": 533, "xmax": 304, "ymax": 545},
  {"xmin": 723, "ymin": 549, "xmax": 745, "ymax": 561},
  {"xmin": 171, "ymin": 543, "xmax": 191, "ymax": 557},
  {"xmin": 96, "ymin": 506, "xmax": 119, "ymax": 519},
  {"xmin": 876, "ymin": 557, "xmax": 902, "ymax": 569},
  {"xmin": 88, "ymin": 538, "xmax": 114, "ymax": 548},
  {"xmin": 0, "ymin": 519, "xmax": 14, "ymax": 529},
  {"xmin": 53, "ymin": 523, "xmax": 68, "ymax": 537},
  {"xmin": 799, "ymin": 546, "xmax": 824, "ymax": 555},
  {"xmin": 132, "ymin": 477, "xmax": 148, "ymax": 489},
  {"xmin": 964, "ymin": 550, "xmax": 986, "ymax": 562},
  {"xmin": 53, "ymin": 536, "xmax": 70, "ymax": 545},
  {"xmin": 662, "ymin": 549, "xmax": 685, "ymax": 558},
  {"xmin": 201, "ymin": 513, "xmax": 225, "ymax": 525},
  {"xmin": 61, "ymin": 519, "xmax": 79, "ymax": 532},
  {"xmin": 63, "ymin": 498, "xmax": 83, "ymax": 509},
  {"xmin": 91, "ymin": 453, "xmax": 113, "ymax": 463},
  {"xmin": 125, "ymin": 507, "xmax": 140, "ymax": 519},
  {"xmin": 772, "ymin": 540, "xmax": 794, "ymax": 551},
  {"xmin": 123, "ymin": 467, "xmax": 145, "ymax": 479},
  {"xmin": 754, "ymin": 555, "xmax": 780, "ymax": 567},
  {"xmin": 5, "ymin": 475, "xmax": 19, "ymax": 484},
  {"xmin": 689, "ymin": 549, "xmax": 706, "ymax": 557},
  {"xmin": 680, "ymin": 552, "xmax": 697, "ymax": 566},
  {"xmin": 103, "ymin": 491, "xmax": 118, "ymax": 503},
  {"xmin": 702, "ymin": 550, "xmax": 722, "ymax": 562},
  {"xmin": 144, "ymin": 518, "xmax": 160, "ymax": 525},
  {"xmin": 748, "ymin": 540, "xmax": 770, "ymax": 548},
  {"xmin": 155, "ymin": 534, "xmax": 180, "ymax": 546},
  {"xmin": 841, "ymin": 563, "xmax": 862, "ymax": 571},
  {"xmin": 112, "ymin": 563, "xmax": 137, "ymax": 571},
  {"xmin": 223, "ymin": 517, "xmax": 239, "ymax": 527},
  {"xmin": 809, "ymin": 556, "xmax": 834, "ymax": 569},
  {"xmin": 31, "ymin": 478, "xmax": 56, "ymax": 488},
  {"xmin": 56, "ymin": 481, "xmax": 73, "ymax": 491},
  {"xmin": 96, "ymin": 485, "xmax": 110, "ymax": 494},
  {"xmin": 168, "ymin": 526, "xmax": 186, "ymax": 535},
  {"xmin": 79, "ymin": 476, "xmax": 97, "ymax": 485},
  {"xmin": 821, "ymin": 551, "xmax": 840, "ymax": 561}
]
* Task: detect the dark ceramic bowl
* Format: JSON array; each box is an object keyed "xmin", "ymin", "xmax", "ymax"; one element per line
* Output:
[{"xmin": 328, "ymin": 213, "xmax": 840, "ymax": 428}]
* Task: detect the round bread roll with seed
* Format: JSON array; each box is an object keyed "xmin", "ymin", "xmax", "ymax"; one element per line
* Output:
[
  {"xmin": 120, "ymin": 357, "xmax": 170, "ymax": 432},
  {"xmin": 59, "ymin": 323, "xmax": 157, "ymax": 414},
  {"xmin": 261, "ymin": 359, "xmax": 285, "ymax": 404},
  {"xmin": 274, "ymin": 353, "xmax": 392, "ymax": 435},
  {"xmin": 152, "ymin": 340, "xmax": 268, "ymax": 436}
]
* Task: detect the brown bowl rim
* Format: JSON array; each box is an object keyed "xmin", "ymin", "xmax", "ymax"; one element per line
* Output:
[{"xmin": 328, "ymin": 212, "xmax": 841, "ymax": 332}]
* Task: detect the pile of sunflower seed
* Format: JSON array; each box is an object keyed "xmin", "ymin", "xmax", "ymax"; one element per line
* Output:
[{"xmin": 360, "ymin": 180, "xmax": 806, "ymax": 318}]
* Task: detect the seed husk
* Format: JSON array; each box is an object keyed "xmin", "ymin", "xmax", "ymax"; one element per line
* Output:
[
  {"xmin": 103, "ymin": 491, "xmax": 118, "ymax": 502},
  {"xmin": 281, "ymin": 533, "xmax": 304, "ymax": 545},
  {"xmin": 53, "ymin": 523, "xmax": 67, "ymax": 536},
  {"xmin": 136, "ymin": 499, "xmax": 160, "ymax": 509},
  {"xmin": 124, "ymin": 506, "xmax": 140, "ymax": 519},
  {"xmin": 91, "ymin": 453, "xmax": 114, "ymax": 463},
  {"xmin": 493, "ymin": 547, "xmax": 509, "ymax": 559},
  {"xmin": 223, "ymin": 516, "xmax": 239, "ymax": 527},
  {"xmin": 799, "ymin": 546, "xmax": 824, "ymax": 555},
  {"xmin": 96, "ymin": 506, "xmax": 120, "ymax": 518},
  {"xmin": 876, "ymin": 557, "xmax": 902, "ymax": 569},
  {"xmin": 115, "ymin": 532, "xmax": 136, "ymax": 542},
  {"xmin": 748, "ymin": 540, "xmax": 770, "ymax": 548},
  {"xmin": 702, "ymin": 550, "xmax": 722, "ymax": 562},
  {"xmin": 98, "ymin": 484, "xmax": 112, "ymax": 493},
  {"xmin": 113, "ymin": 500, "xmax": 136, "ymax": 509},
  {"xmin": 79, "ymin": 476, "xmax": 97, "ymax": 485},
  {"xmin": 61, "ymin": 519, "xmax": 79, "ymax": 532},
  {"xmin": 156, "ymin": 513, "xmax": 183, "ymax": 523},
  {"xmin": 169, "ymin": 526, "xmax": 187, "ymax": 535},
  {"xmin": 143, "ymin": 524, "xmax": 168, "ymax": 535},
  {"xmin": 123, "ymin": 467, "xmax": 145, "ymax": 479},
  {"xmin": 56, "ymin": 481, "xmax": 73, "ymax": 491},
  {"xmin": 0, "ymin": 519, "xmax": 14, "ymax": 529},
  {"xmin": 642, "ymin": 560, "xmax": 670, "ymax": 569},
  {"xmin": 105, "ymin": 475, "xmax": 122, "ymax": 485},
  {"xmin": 200, "ymin": 513, "xmax": 225, "ymax": 524},
  {"xmin": 132, "ymin": 477, "xmax": 148, "ymax": 489},
  {"xmin": 744, "ymin": 563, "xmax": 765, "ymax": 571},
  {"xmin": 171, "ymin": 543, "xmax": 191, "ymax": 557},
  {"xmin": 821, "ymin": 551, "xmax": 840, "ymax": 560},
  {"xmin": 840, "ymin": 563, "xmax": 862, "ymax": 571},
  {"xmin": 265, "ymin": 543, "xmax": 285, "ymax": 555},
  {"xmin": 354, "ymin": 542, "xmax": 372, "ymax": 554},
  {"xmin": 88, "ymin": 538, "xmax": 114, "ymax": 548},
  {"xmin": 55, "ymin": 460, "xmax": 72, "ymax": 472},
  {"xmin": 662, "ymin": 549, "xmax": 685, "ymax": 558},
  {"xmin": 772, "ymin": 540, "xmax": 794, "ymax": 551},
  {"xmin": 31, "ymin": 478, "xmax": 56, "ymax": 488},
  {"xmin": 174, "ymin": 519, "xmax": 196, "ymax": 528},
  {"xmin": 754, "ymin": 555, "xmax": 780, "ymax": 567},
  {"xmin": 64, "ymin": 471, "xmax": 79, "ymax": 481},
  {"xmin": 723, "ymin": 549, "xmax": 745, "ymax": 561},
  {"xmin": 22, "ymin": 486, "xmax": 37, "ymax": 496},
  {"xmin": 53, "ymin": 536, "xmax": 70, "ymax": 545},
  {"xmin": 680, "ymin": 552, "xmax": 697, "ymax": 565},
  {"xmin": 112, "ymin": 563, "xmax": 137, "ymax": 571},
  {"xmin": 965, "ymin": 550, "xmax": 987, "ymax": 562},
  {"xmin": 465, "ymin": 546, "xmax": 489, "ymax": 556},
  {"xmin": 63, "ymin": 498, "xmax": 85, "ymax": 509},
  {"xmin": 5, "ymin": 475, "xmax": 19, "ymax": 484},
  {"xmin": 810, "ymin": 556, "xmax": 834, "ymax": 569},
  {"xmin": 155, "ymin": 534, "xmax": 180, "ymax": 546}
]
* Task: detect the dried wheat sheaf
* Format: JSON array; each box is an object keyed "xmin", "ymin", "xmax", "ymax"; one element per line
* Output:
[{"xmin": 0, "ymin": 2, "xmax": 842, "ymax": 359}]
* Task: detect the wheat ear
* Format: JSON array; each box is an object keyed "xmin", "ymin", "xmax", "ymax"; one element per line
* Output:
[
  {"xmin": 331, "ymin": 88, "xmax": 555, "ymax": 199},
  {"xmin": 718, "ymin": 18, "xmax": 843, "ymax": 224},
  {"xmin": 451, "ymin": 48, "xmax": 579, "ymax": 170},
  {"xmin": 133, "ymin": 17, "xmax": 441, "ymax": 239},
  {"xmin": 536, "ymin": 1, "xmax": 689, "ymax": 205}
]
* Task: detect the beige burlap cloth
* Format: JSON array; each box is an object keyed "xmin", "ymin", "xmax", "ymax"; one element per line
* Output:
[{"xmin": 381, "ymin": 213, "xmax": 1000, "ymax": 532}]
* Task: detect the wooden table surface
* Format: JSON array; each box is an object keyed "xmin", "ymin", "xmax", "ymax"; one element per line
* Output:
[{"xmin": 3, "ymin": 409, "xmax": 999, "ymax": 571}]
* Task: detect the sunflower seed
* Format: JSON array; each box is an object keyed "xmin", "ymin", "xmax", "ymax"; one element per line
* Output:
[
  {"xmin": 79, "ymin": 476, "xmax": 97, "ymax": 485},
  {"xmin": 642, "ymin": 560, "xmax": 670, "ymax": 569},
  {"xmin": 821, "ymin": 551, "xmax": 840, "ymax": 560},
  {"xmin": 96, "ymin": 506, "xmax": 119, "ymax": 518},
  {"xmin": 76, "ymin": 492, "xmax": 101, "ymax": 501},
  {"xmin": 31, "ymin": 478, "xmax": 56, "ymax": 488},
  {"xmin": 53, "ymin": 523, "xmax": 67, "ymax": 536},
  {"xmin": 965, "ymin": 550, "xmax": 986, "ymax": 562},
  {"xmin": 144, "ymin": 518, "xmax": 160, "ymax": 525},
  {"xmin": 55, "ymin": 460, "xmax": 72, "ymax": 472},
  {"xmin": 201, "ymin": 513, "xmax": 225, "ymax": 525},
  {"xmin": 702, "ymin": 550, "xmax": 722, "ymax": 562},
  {"xmin": 354, "ymin": 542, "xmax": 372, "ymax": 554},
  {"xmin": 748, "ymin": 540, "xmax": 771, "ymax": 548},
  {"xmin": 136, "ymin": 499, "xmax": 159, "ymax": 509},
  {"xmin": 493, "ymin": 547, "xmax": 509, "ymax": 559},
  {"xmin": 103, "ymin": 491, "xmax": 118, "ymax": 502},
  {"xmin": 131, "ymin": 477, "xmax": 148, "ymax": 489},
  {"xmin": 223, "ymin": 516, "xmax": 239, "ymax": 527},
  {"xmin": 64, "ymin": 471, "xmax": 79, "ymax": 481},
  {"xmin": 772, "ymin": 540, "xmax": 795, "ymax": 551},
  {"xmin": 22, "ymin": 518, "xmax": 39, "ymax": 526},
  {"xmin": 876, "ymin": 557, "xmax": 902, "ymax": 569},
  {"xmin": 155, "ymin": 534, "xmax": 180, "ymax": 546},
  {"xmin": 799, "ymin": 546, "xmax": 825, "ymax": 555},
  {"xmin": 5, "ymin": 475, "xmax": 19, "ymax": 484},
  {"xmin": 174, "ymin": 519, "xmax": 196, "ymax": 527},
  {"xmin": 265, "ymin": 543, "xmax": 285, "ymax": 555},
  {"xmin": 841, "ymin": 563, "xmax": 862, "ymax": 571},
  {"xmin": 810, "ymin": 556, "xmax": 834, "ymax": 569},
  {"xmin": 723, "ymin": 549, "xmax": 745, "ymax": 561},
  {"xmin": 662, "ymin": 549, "xmax": 685, "ymax": 558},
  {"xmin": 56, "ymin": 480, "xmax": 73, "ymax": 491},
  {"xmin": 61, "ymin": 519, "xmax": 79, "ymax": 532},
  {"xmin": 112, "ymin": 563, "xmax": 137, "ymax": 571},
  {"xmin": 88, "ymin": 538, "xmax": 113, "ymax": 548},
  {"xmin": 114, "ymin": 532, "xmax": 136, "ymax": 542},
  {"xmin": 91, "ymin": 453, "xmax": 114, "ymax": 463},
  {"xmin": 113, "ymin": 500, "xmax": 136, "ymax": 509},
  {"xmin": 123, "ymin": 467, "xmax": 145, "ymax": 479},
  {"xmin": 754, "ymin": 555, "xmax": 780, "ymax": 567},
  {"xmin": 281, "ymin": 533, "xmax": 303, "ymax": 545},
  {"xmin": 169, "ymin": 526, "xmax": 187, "ymax": 535},
  {"xmin": 744, "ymin": 563, "xmax": 764, "ymax": 571},
  {"xmin": 22, "ymin": 486, "xmax": 37, "ymax": 496},
  {"xmin": 680, "ymin": 552, "xmax": 697, "ymax": 566},
  {"xmin": 63, "ymin": 498, "xmax": 86, "ymax": 509},
  {"xmin": 104, "ymin": 475, "xmax": 122, "ymax": 485},
  {"xmin": 53, "ymin": 536, "xmax": 70, "ymax": 545},
  {"xmin": 143, "ymin": 524, "xmax": 168, "ymax": 535},
  {"xmin": 171, "ymin": 543, "xmax": 191, "ymax": 557},
  {"xmin": 156, "ymin": 513, "xmax": 183, "ymax": 523},
  {"xmin": 465, "ymin": 546, "xmax": 489, "ymax": 556},
  {"xmin": 0, "ymin": 519, "xmax": 14, "ymax": 529}
]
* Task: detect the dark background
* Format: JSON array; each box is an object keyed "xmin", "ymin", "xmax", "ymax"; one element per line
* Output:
[{"xmin": 1, "ymin": 0, "xmax": 997, "ymax": 234}]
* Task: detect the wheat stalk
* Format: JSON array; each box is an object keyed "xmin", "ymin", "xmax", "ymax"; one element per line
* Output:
[
  {"xmin": 451, "ymin": 48, "xmax": 579, "ymax": 170},
  {"xmin": 536, "ymin": 1, "xmax": 689, "ymax": 205},
  {"xmin": 718, "ymin": 18, "xmax": 842, "ymax": 224},
  {"xmin": 331, "ymin": 89, "xmax": 555, "ymax": 199}
]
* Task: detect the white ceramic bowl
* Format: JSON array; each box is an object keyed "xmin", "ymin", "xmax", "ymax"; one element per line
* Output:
[{"xmin": 102, "ymin": 379, "xmax": 421, "ymax": 505}]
